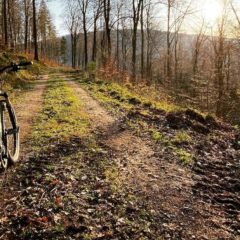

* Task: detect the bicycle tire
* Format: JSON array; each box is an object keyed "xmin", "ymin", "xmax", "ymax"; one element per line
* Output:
[
  {"xmin": 0, "ymin": 103, "xmax": 7, "ymax": 169},
  {"xmin": 3, "ymin": 101, "xmax": 20, "ymax": 163}
]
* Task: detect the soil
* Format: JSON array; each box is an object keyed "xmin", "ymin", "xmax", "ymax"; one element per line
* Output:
[
  {"xmin": 0, "ymin": 75, "xmax": 47, "ymax": 229},
  {"xmin": 17, "ymin": 75, "xmax": 48, "ymax": 149},
  {"xmin": 69, "ymin": 78, "xmax": 240, "ymax": 239},
  {"xmin": 0, "ymin": 72, "xmax": 239, "ymax": 240}
]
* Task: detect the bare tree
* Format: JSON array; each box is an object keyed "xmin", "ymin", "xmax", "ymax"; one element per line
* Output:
[
  {"xmin": 211, "ymin": 4, "xmax": 228, "ymax": 116},
  {"xmin": 102, "ymin": 0, "xmax": 111, "ymax": 63},
  {"xmin": 65, "ymin": 0, "xmax": 81, "ymax": 68},
  {"xmin": 23, "ymin": 0, "xmax": 31, "ymax": 52},
  {"xmin": 132, "ymin": 0, "xmax": 143, "ymax": 81},
  {"xmin": 78, "ymin": 0, "xmax": 89, "ymax": 69},
  {"xmin": 91, "ymin": 0, "xmax": 102, "ymax": 62}
]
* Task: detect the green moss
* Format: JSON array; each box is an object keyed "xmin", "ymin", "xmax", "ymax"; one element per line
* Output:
[
  {"xmin": 174, "ymin": 131, "xmax": 192, "ymax": 143},
  {"xmin": 176, "ymin": 149, "xmax": 193, "ymax": 164},
  {"xmin": 152, "ymin": 131, "xmax": 163, "ymax": 142},
  {"xmin": 154, "ymin": 101, "xmax": 180, "ymax": 112},
  {"xmin": 150, "ymin": 129, "xmax": 171, "ymax": 146},
  {"xmin": 31, "ymin": 77, "xmax": 90, "ymax": 151},
  {"xmin": 78, "ymin": 75, "xmax": 183, "ymax": 116},
  {"xmin": 104, "ymin": 166, "xmax": 122, "ymax": 192}
]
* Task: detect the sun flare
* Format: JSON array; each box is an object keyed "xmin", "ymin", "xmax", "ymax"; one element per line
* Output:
[{"xmin": 202, "ymin": 0, "xmax": 222, "ymax": 25}]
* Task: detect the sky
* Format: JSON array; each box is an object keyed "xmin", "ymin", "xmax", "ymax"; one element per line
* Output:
[
  {"xmin": 46, "ymin": 0, "xmax": 240, "ymax": 37},
  {"xmin": 46, "ymin": 0, "xmax": 67, "ymax": 36}
]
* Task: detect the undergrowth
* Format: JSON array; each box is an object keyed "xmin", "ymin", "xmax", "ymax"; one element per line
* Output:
[
  {"xmin": 0, "ymin": 51, "xmax": 45, "ymax": 92},
  {"xmin": 150, "ymin": 129, "xmax": 194, "ymax": 164},
  {"xmin": 78, "ymin": 76, "xmax": 179, "ymax": 113}
]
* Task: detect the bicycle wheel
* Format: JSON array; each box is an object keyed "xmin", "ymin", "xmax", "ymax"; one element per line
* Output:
[{"xmin": 2, "ymin": 101, "xmax": 20, "ymax": 163}]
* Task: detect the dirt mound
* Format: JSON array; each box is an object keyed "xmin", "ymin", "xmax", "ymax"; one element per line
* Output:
[
  {"xmin": 166, "ymin": 111, "xmax": 209, "ymax": 134},
  {"xmin": 166, "ymin": 109, "xmax": 231, "ymax": 135}
]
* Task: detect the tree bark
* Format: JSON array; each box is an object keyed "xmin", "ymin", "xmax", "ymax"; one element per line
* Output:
[
  {"xmin": 166, "ymin": 0, "xmax": 172, "ymax": 83},
  {"xmin": 24, "ymin": 0, "xmax": 29, "ymax": 52},
  {"xmin": 92, "ymin": 18, "xmax": 97, "ymax": 62},
  {"xmin": 32, "ymin": 0, "xmax": 39, "ymax": 61},
  {"xmin": 3, "ymin": 0, "xmax": 8, "ymax": 47},
  {"xmin": 132, "ymin": 0, "xmax": 142, "ymax": 82},
  {"xmin": 83, "ymin": 12, "xmax": 88, "ymax": 69},
  {"xmin": 103, "ymin": 0, "xmax": 111, "ymax": 63},
  {"xmin": 140, "ymin": 0, "xmax": 144, "ymax": 78}
]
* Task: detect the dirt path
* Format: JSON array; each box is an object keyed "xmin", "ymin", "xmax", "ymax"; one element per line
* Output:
[
  {"xmin": 0, "ymin": 75, "xmax": 47, "ymax": 204},
  {"xmin": 0, "ymin": 72, "xmax": 238, "ymax": 239},
  {"xmin": 67, "ymin": 78, "xmax": 238, "ymax": 240},
  {"xmin": 16, "ymin": 75, "xmax": 48, "ymax": 154},
  {"xmin": 66, "ymin": 81, "xmax": 193, "ymax": 238}
]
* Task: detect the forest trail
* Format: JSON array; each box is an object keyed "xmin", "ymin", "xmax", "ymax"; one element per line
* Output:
[
  {"xmin": 0, "ymin": 75, "xmax": 48, "ymax": 234},
  {"xmin": 0, "ymin": 71, "xmax": 239, "ymax": 240},
  {"xmin": 16, "ymin": 75, "xmax": 48, "ymax": 153},
  {"xmin": 68, "ymin": 76, "xmax": 238, "ymax": 240}
]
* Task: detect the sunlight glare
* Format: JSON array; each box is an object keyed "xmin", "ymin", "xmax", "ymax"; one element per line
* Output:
[{"xmin": 202, "ymin": 0, "xmax": 222, "ymax": 26}]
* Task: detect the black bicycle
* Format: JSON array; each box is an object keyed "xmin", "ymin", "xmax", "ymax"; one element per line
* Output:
[{"xmin": 0, "ymin": 61, "xmax": 33, "ymax": 170}]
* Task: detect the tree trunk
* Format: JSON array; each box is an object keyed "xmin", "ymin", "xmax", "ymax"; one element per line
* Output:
[
  {"xmin": 71, "ymin": 34, "xmax": 74, "ymax": 68},
  {"xmin": 122, "ymin": 29, "xmax": 127, "ymax": 71},
  {"xmin": 92, "ymin": 18, "xmax": 97, "ymax": 62},
  {"xmin": 83, "ymin": 13, "xmax": 88, "ymax": 69},
  {"xmin": 132, "ymin": 26, "xmax": 137, "ymax": 81},
  {"xmin": 8, "ymin": 0, "xmax": 14, "ymax": 48},
  {"xmin": 166, "ymin": 0, "xmax": 172, "ymax": 84},
  {"xmin": 140, "ymin": 0, "xmax": 144, "ymax": 78},
  {"xmin": 132, "ymin": 0, "xmax": 142, "ymax": 82},
  {"xmin": 3, "ymin": 0, "xmax": 8, "ymax": 47},
  {"xmin": 24, "ymin": 0, "xmax": 29, "ymax": 52},
  {"xmin": 103, "ymin": 0, "xmax": 111, "ymax": 64},
  {"xmin": 32, "ymin": 0, "xmax": 39, "ymax": 61},
  {"xmin": 116, "ymin": 21, "xmax": 119, "ymax": 70}
]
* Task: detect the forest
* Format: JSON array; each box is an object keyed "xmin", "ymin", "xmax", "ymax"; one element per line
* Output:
[
  {"xmin": 64, "ymin": 0, "xmax": 240, "ymax": 124},
  {"xmin": 0, "ymin": 0, "xmax": 240, "ymax": 123},
  {"xmin": 0, "ymin": 0, "xmax": 239, "ymax": 239}
]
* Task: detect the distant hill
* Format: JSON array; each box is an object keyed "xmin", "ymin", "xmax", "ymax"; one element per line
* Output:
[{"xmin": 62, "ymin": 30, "xmax": 198, "ymax": 67}]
